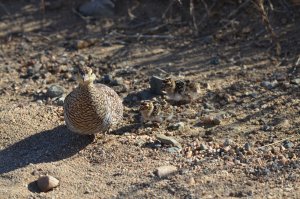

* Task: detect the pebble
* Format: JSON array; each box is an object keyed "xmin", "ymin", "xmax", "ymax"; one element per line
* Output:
[
  {"xmin": 282, "ymin": 140, "xmax": 294, "ymax": 149},
  {"xmin": 199, "ymin": 143, "xmax": 208, "ymax": 150},
  {"xmin": 56, "ymin": 95, "xmax": 65, "ymax": 106},
  {"xmin": 261, "ymin": 80, "xmax": 278, "ymax": 90},
  {"xmin": 200, "ymin": 115, "xmax": 221, "ymax": 125},
  {"xmin": 210, "ymin": 57, "xmax": 220, "ymax": 65},
  {"xmin": 156, "ymin": 134, "xmax": 182, "ymax": 149},
  {"xmin": 187, "ymin": 177, "xmax": 196, "ymax": 186},
  {"xmin": 46, "ymin": 85, "xmax": 64, "ymax": 98},
  {"xmin": 168, "ymin": 122, "xmax": 185, "ymax": 131},
  {"xmin": 244, "ymin": 142, "xmax": 251, "ymax": 151},
  {"xmin": 291, "ymin": 78, "xmax": 300, "ymax": 85},
  {"xmin": 149, "ymin": 76, "xmax": 165, "ymax": 95},
  {"xmin": 166, "ymin": 147, "xmax": 182, "ymax": 153},
  {"xmin": 78, "ymin": 0, "xmax": 115, "ymax": 17},
  {"xmin": 261, "ymin": 125, "xmax": 274, "ymax": 131},
  {"xmin": 37, "ymin": 175, "xmax": 59, "ymax": 192},
  {"xmin": 155, "ymin": 165, "xmax": 178, "ymax": 178},
  {"xmin": 223, "ymin": 138, "xmax": 234, "ymax": 147}
]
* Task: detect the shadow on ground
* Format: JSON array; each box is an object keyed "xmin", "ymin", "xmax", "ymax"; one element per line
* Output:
[{"xmin": 0, "ymin": 125, "xmax": 94, "ymax": 174}]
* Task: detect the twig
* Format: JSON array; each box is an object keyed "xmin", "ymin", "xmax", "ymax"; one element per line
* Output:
[
  {"xmin": 110, "ymin": 32, "xmax": 175, "ymax": 40},
  {"xmin": 227, "ymin": 0, "xmax": 252, "ymax": 19},
  {"xmin": 255, "ymin": 0, "xmax": 281, "ymax": 56},
  {"xmin": 162, "ymin": 0, "xmax": 177, "ymax": 19},
  {"xmin": 197, "ymin": 0, "xmax": 218, "ymax": 28}
]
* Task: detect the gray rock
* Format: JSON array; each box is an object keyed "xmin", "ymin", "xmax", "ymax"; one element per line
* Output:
[
  {"xmin": 156, "ymin": 134, "xmax": 182, "ymax": 148},
  {"xmin": 283, "ymin": 140, "xmax": 294, "ymax": 149},
  {"xmin": 166, "ymin": 147, "xmax": 182, "ymax": 153},
  {"xmin": 78, "ymin": 0, "xmax": 115, "ymax": 17},
  {"xmin": 56, "ymin": 95, "xmax": 65, "ymax": 106},
  {"xmin": 223, "ymin": 138, "xmax": 234, "ymax": 147},
  {"xmin": 199, "ymin": 143, "xmax": 208, "ymax": 150},
  {"xmin": 168, "ymin": 122, "xmax": 185, "ymax": 131},
  {"xmin": 46, "ymin": 85, "xmax": 64, "ymax": 98},
  {"xmin": 149, "ymin": 76, "xmax": 165, "ymax": 95},
  {"xmin": 291, "ymin": 78, "xmax": 300, "ymax": 85},
  {"xmin": 155, "ymin": 165, "xmax": 178, "ymax": 178},
  {"xmin": 261, "ymin": 80, "xmax": 278, "ymax": 89},
  {"xmin": 244, "ymin": 142, "xmax": 251, "ymax": 151}
]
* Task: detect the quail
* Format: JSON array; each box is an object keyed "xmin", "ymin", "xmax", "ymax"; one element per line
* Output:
[
  {"xmin": 139, "ymin": 98, "xmax": 173, "ymax": 124},
  {"xmin": 162, "ymin": 77, "xmax": 201, "ymax": 103},
  {"xmin": 63, "ymin": 66, "xmax": 123, "ymax": 135},
  {"xmin": 139, "ymin": 99, "xmax": 163, "ymax": 123}
]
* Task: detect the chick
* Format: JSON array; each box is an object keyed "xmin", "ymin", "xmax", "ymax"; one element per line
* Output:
[
  {"xmin": 63, "ymin": 66, "xmax": 123, "ymax": 135},
  {"xmin": 139, "ymin": 99, "xmax": 163, "ymax": 123},
  {"xmin": 162, "ymin": 77, "xmax": 200, "ymax": 103}
]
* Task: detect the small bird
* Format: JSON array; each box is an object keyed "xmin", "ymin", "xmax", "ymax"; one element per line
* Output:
[
  {"xmin": 162, "ymin": 77, "xmax": 201, "ymax": 103},
  {"xmin": 139, "ymin": 99, "xmax": 163, "ymax": 123},
  {"xmin": 63, "ymin": 66, "xmax": 123, "ymax": 135},
  {"xmin": 139, "ymin": 98, "xmax": 173, "ymax": 124}
]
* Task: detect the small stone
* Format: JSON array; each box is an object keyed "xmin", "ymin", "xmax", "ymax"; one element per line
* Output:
[
  {"xmin": 155, "ymin": 165, "xmax": 178, "ymax": 178},
  {"xmin": 168, "ymin": 122, "xmax": 185, "ymax": 131},
  {"xmin": 46, "ymin": 85, "xmax": 64, "ymax": 98},
  {"xmin": 166, "ymin": 147, "xmax": 181, "ymax": 153},
  {"xmin": 199, "ymin": 143, "xmax": 208, "ymax": 150},
  {"xmin": 223, "ymin": 138, "xmax": 234, "ymax": 147},
  {"xmin": 210, "ymin": 57, "xmax": 220, "ymax": 65},
  {"xmin": 261, "ymin": 125, "xmax": 274, "ymax": 131},
  {"xmin": 282, "ymin": 140, "xmax": 294, "ymax": 149},
  {"xmin": 78, "ymin": 0, "xmax": 115, "ymax": 17},
  {"xmin": 187, "ymin": 177, "xmax": 196, "ymax": 186},
  {"xmin": 186, "ymin": 150, "xmax": 193, "ymax": 158},
  {"xmin": 156, "ymin": 134, "xmax": 182, "ymax": 148},
  {"xmin": 261, "ymin": 80, "xmax": 278, "ymax": 90},
  {"xmin": 291, "ymin": 78, "xmax": 300, "ymax": 85},
  {"xmin": 56, "ymin": 96, "xmax": 65, "ymax": 106},
  {"xmin": 37, "ymin": 175, "xmax": 59, "ymax": 192},
  {"xmin": 149, "ymin": 76, "xmax": 164, "ymax": 95},
  {"xmin": 200, "ymin": 115, "xmax": 220, "ymax": 125},
  {"xmin": 244, "ymin": 142, "xmax": 251, "ymax": 151}
]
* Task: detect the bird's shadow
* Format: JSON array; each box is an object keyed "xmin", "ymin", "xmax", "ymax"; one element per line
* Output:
[{"xmin": 0, "ymin": 125, "xmax": 94, "ymax": 174}]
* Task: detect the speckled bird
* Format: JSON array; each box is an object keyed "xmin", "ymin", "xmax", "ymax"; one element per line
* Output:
[
  {"xmin": 162, "ymin": 77, "xmax": 200, "ymax": 103},
  {"xmin": 139, "ymin": 99, "xmax": 163, "ymax": 123},
  {"xmin": 63, "ymin": 66, "xmax": 123, "ymax": 135}
]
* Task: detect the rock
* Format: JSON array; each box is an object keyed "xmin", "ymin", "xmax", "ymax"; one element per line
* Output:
[
  {"xmin": 156, "ymin": 134, "xmax": 182, "ymax": 148},
  {"xmin": 261, "ymin": 80, "xmax": 278, "ymax": 89},
  {"xmin": 223, "ymin": 138, "xmax": 234, "ymax": 147},
  {"xmin": 155, "ymin": 165, "xmax": 178, "ymax": 178},
  {"xmin": 210, "ymin": 57, "xmax": 220, "ymax": 65},
  {"xmin": 166, "ymin": 147, "xmax": 182, "ymax": 153},
  {"xmin": 46, "ymin": 85, "xmax": 64, "ymax": 98},
  {"xmin": 187, "ymin": 177, "xmax": 196, "ymax": 186},
  {"xmin": 199, "ymin": 143, "xmax": 208, "ymax": 150},
  {"xmin": 282, "ymin": 140, "xmax": 294, "ymax": 149},
  {"xmin": 37, "ymin": 175, "xmax": 59, "ymax": 192},
  {"xmin": 261, "ymin": 125, "xmax": 274, "ymax": 131},
  {"xmin": 78, "ymin": 0, "xmax": 115, "ymax": 17},
  {"xmin": 56, "ymin": 95, "xmax": 65, "ymax": 106},
  {"xmin": 244, "ymin": 142, "xmax": 251, "ymax": 151},
  {"xmin": 149, "ymin": 76, "xmax": 164, "ymax": 95},
  {"xmin": 168, "ymin": 122, "xmax": 185, "ymax": 131},
  {"xmin": 291, "ymin": 78, "xmax": 300, "ymax": 85},
  {"xmin": 200, "ymin": 115, "xmax": 221, "ymax": 125}
]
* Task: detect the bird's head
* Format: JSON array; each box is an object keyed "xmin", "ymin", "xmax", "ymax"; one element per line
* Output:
[{"xmin": 76, "ymin": 66, "xmax": 96, "ymax": 85}]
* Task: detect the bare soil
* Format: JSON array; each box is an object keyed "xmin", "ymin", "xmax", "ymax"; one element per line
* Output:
[{"xmin": 1, "ymin": 1, "xmax": 300, "ymax": 198}]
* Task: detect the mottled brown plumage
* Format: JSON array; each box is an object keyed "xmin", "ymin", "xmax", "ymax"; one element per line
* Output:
[
  {"xmin": 64, "ymin": 66, "xmax": 123, "ymax": 135},
  {"xmin": 162, "ymin": 77, "xmax": 201, "ymax": 103}
]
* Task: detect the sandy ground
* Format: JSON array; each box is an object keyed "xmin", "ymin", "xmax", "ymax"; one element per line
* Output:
[{"xmin": 0, "ymin": 1, "xmax": 300, "ymax": 198}]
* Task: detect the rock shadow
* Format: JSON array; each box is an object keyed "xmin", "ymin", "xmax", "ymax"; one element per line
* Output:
[{"xmin": 0, "ymin": 125, "xmax": 93, "ymax": 174}]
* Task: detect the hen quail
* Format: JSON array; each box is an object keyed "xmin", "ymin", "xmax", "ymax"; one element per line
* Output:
[{"xmin": 63, "ymin": 66, "xmax": 123, "ymax": 135}]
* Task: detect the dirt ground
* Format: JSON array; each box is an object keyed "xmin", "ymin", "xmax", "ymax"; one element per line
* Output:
[{"xmin": 0, "ymin": 0, "xmax": 300, "ymax": 198}]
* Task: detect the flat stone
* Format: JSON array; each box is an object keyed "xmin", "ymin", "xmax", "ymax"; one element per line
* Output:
[
  {"xmin": 155, "ymin": 165, "xmax": 178, "ymax": 178},
  {"xmin": 149, "ymin": 76, "xmax": 164, "ymax": 95},
  {"xmin": 46, "ymin": 85, "xmax": 64, "ymax": 98},
  {"xmin": 156, "ymin": 134, "xmax": 182, "ymax": 148}
]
